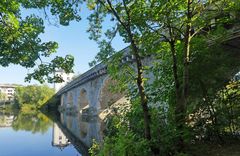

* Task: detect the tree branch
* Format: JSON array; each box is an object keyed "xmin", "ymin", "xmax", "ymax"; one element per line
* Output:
[
  {"xmin": 146, "ymin": 23, "xmax": 170, "ymax": 42},
  {"xmin": 122, "ymin": 0, "xmax": 131, "ymax": 27},
  {"xmin": 105, "ymin": 0, "xmax": 128, "ymax": 30}
]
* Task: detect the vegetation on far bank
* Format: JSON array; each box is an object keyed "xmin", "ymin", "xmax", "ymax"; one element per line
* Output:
[
  {"xmin": 15, "ymin": 85, "xmax": 56, "ymax": 112},
  {"xmin": 0, "ymin": 85, "xmax": 56, "ymax": 114}
]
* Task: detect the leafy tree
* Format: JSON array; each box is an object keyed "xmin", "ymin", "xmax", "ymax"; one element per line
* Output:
[
  {"xmin": 134, "ymin": 0, "xmax": 240, "ymax": 150},
  {"xmin": 84, "ymin": 0, "xmax": 240, "ymax": 152},
  {"xmin": 15, "ymin": 84, "xmax": 55, "ymax": 110},
  {"xmin": 0, "ymin": 0, "xmax": 74, "ymax": 83}
]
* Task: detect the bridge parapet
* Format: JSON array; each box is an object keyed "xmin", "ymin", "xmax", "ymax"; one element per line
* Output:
[
  {"xmin": 56, "ymin": 47, "xmax": 134, "ymax": 96},
  {"xmin": 56, "ymin": 63, "xmax": 107, "ymax": 96}
]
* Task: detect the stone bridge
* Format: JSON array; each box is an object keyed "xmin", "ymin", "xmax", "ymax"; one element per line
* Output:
[
  {"xmin": 55, "ymin": 47, "xmax": 155, "ymax": 148},
  {"xmin": 56, "ymin": 47, "xmax": 133, "ymax": 116}
]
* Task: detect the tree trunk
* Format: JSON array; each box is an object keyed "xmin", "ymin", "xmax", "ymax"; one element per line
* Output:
[
  {"xmin": 175, "ymin": 0, "xmax": 192, "ymax": 151},
  {"xmin": 130, "ymin": 38, "xmax": 151, "ymax": 140},
  {"xmin": 104, "ymin": 0, "xmax": 152, "ymax": 141},
  {"xmin": 169, "ymin": 39, "xmax": 185, "ymax": 151},
  {"xmin": 169, "ymin": 40, "xmax": 181, "ymax": 102}
]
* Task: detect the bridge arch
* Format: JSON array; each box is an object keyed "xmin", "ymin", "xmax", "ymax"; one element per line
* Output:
[
  {"xmin": 78, "ymin": 88, "xmax": 89, "ymax": 112},
  {"xmin": 98, "ymin": 77, "xmax": 123, "ymax": 111}
]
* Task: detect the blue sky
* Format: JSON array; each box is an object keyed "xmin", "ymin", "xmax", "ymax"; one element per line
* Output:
[{"xmin": 0, "ymin": 5, "xmax": 127, "ymax": 85}]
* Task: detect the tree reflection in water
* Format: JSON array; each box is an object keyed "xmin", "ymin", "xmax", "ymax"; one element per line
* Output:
[{"xmin": 12, "ymin": 111, "xmax": 52, "ymax": 134}]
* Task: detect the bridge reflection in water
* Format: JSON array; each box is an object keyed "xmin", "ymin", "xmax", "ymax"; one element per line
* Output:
[{"xmin": 53, "ymin": 112, "xmax": 104, "ymax": 156}]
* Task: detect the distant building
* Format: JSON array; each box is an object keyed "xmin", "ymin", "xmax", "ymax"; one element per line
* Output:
[
  {"xmin": 0, "ymin": 84, "xmax": 17, "ymax": 101},
  {"xmin": 54, "ymin": 69, "xmax": 75, "ymax": 92},
  {"xmin": 52, "ymin": 123, "xmax": 70, "ymax": 150}
]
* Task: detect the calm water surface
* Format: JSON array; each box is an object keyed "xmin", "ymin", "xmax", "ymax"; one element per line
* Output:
[{"xmin": 0, "ymin": 111, "xmax": 83, "ymax": 156}]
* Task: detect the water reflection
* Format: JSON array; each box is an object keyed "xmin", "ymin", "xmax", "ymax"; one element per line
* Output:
[
  {"xmin": 0, "ymin": 112, "xmax": 15, "ymax": 127},
  {"xmin": 0, "ymin": 110, "xmax": 83, "ymax": 156},
  {"xmin": 12, "ymin": 111, "xmax": 52, "ymax": 134},
  {"xmin": 52, "ymin": 123, "xmax": 70, "ymax": 149},
  {"xmin": 60, "ymin": 112, "xmax": 104, "ymax": 148},
  {"xmin": 0, "ymin": 109, "xmax": 104, "ymax": 156}
]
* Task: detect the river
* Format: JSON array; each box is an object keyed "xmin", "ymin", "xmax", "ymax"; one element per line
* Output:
[{"xmin": 0, "ymin": 110, "xmax": 101, "ymax": 156}]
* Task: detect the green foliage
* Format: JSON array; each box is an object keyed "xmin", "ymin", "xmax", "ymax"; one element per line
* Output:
[
  {"xmin": 89, "ymin": 139, "xmax": 101, "ymax": 156},
  {"xmin": 94, "ymin": 131, "xmax": 150, "ymax": 156},
  {"xmin": 186, "ymin": 80, "xmax": 240, "ymax": 141},
  {"xmin": 0, "ymin": 0, "xmax": 74, "ymax": 83},
  {"xmin": 20, "ymin": 0, "xmax": 81, "ymax": 26},
  {"xmin": 0, "ymin": 92, "xmax": 7, "ymax": 100},
  {"xmin": 15, "ymin": 85, "xmax": 55, "ymax": 111},
  {"xmin": 184, "ymin": 31, "xmax": 240, "ymax": 141},
  {"xmin": 211, "ymin": 81, "xmax": 240, "ymax": 136}
]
